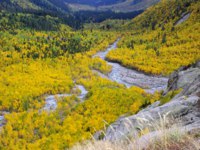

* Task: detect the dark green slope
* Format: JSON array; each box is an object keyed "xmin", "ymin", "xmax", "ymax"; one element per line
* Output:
[
  {"xmin": 0, "ymin": 0, "xmax": 145, "ymax": 30},
  {"xmin": 0, "ymin": 0, "xmax": 69, "ymax": 14}
]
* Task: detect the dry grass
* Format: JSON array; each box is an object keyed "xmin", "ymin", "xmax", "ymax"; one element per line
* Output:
[
  {"xmin": 70, "ymin": 135, "xmax": 199, "ymax": 150},
  {"xmin": 70, "ymin": 113, "xmax": 200, "ymax": 150}
]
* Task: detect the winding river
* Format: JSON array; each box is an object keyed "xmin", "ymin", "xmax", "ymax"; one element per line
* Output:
[
  {"xmin": 0, "ymin": 116, "xmax": 4, "ymax": 127},
  {"xmin": 0, "ymin": 112, "xmax": 9, "ymax": 127},
  {"xmin": 43, "ymin": 84, "xmax": 88, "ymax": 111},
  {"xmin": 0, "ymin": 85, "xmax": 88, "ymax": 127},
  {"xmin": 93, "ymin": 39, "xmax": 168, "ymax": 93},
  {"xmin": 0, "ymin": 39, "xmax": 168, "ymax": 127}
]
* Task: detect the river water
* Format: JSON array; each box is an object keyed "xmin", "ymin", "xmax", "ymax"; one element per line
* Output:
[
  {"xmin": 93, "ymin": 39, "xmax": 168, "ymax": 94},
  {"xmin": 0, "ymin": 116, "xmax": 4, "ymax": 127},
  {"xmin": 43, "ymin": 84, "xmax": 88, "ymax": 111}
]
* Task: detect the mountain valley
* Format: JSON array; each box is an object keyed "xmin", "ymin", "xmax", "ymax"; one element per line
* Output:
[{"xmin": 0, "ymin": 0, "xmax": 199, "ymax": 149}]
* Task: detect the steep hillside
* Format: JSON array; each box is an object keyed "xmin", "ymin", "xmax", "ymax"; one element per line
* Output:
[
  {"xmin": 106, "ymin": 0, "xmax": 200, "ymax": 75},
  {"xmin": 0, "ymin": 0, "xmax": 72, "ymax": 30},
  {"xmin": 0, "ymin": 0, "xmax": 73, "ymax": 31},
  {"xmin": 126, "ymin": 0, "xmax": 198, "ymax": 30}
]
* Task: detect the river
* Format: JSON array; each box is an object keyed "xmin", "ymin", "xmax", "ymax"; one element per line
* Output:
[
  {"xmin": 0, "ymin": 39, "xmax": 168, "ymax": 127},
  {"xmin": 43, "ymin": 84, "xmax": 88, "ymax": 111},
  {"xmin": 93, "ymin": 39, "xmax": 168, "ymax": 94}
]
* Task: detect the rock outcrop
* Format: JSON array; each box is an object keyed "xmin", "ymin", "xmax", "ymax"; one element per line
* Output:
[
  {"xmin": 175, "ymin": 13, "xmax": 191, "ymax": 26},
  {"xmin": 102, "ymin": 61, "xmax": 200, "ymax": 143},
  {"xmin": 167, "ymin": 61, "xmax": 200, "ymax": 93}
]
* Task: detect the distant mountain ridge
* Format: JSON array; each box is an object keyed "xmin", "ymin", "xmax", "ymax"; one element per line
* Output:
[
  {"xmin": 65, "ymin": 0, "xmax": 126, "ymax": 7},
  {"xmin": 0, "ymin": 0, "xmax": 160, "ymax": 13},
  {"xmin": 0, "ymin": 0, "xmax": 159, "ymax": 29},
  {"xmin": 66, "ymin": 0, "xmax": 160, "ymax": 12}
]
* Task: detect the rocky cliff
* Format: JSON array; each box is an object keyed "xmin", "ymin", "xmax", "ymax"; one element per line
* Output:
[{"xmin": 101, "ymin": 61, "xmax": 200, "ymax": 146}]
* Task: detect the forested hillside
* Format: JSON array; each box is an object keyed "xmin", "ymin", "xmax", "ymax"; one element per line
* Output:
[
  {"xmin": 0, "ymin": 0, "xmax": 69, "ymax": 13},
  {"xmin": 0, "ymin": 0, "xmax": 144, "ymax": 29},
  {"xmin": 126, "ymin": 0, "xmax": 197, "ymax": 30},
  {"xmin": 107, "ymin": 0, "xmax": 200, "ymax": 75},
  {"xmin": 0, "ymin": 0, "xmax": 199, "ymax": 149}
]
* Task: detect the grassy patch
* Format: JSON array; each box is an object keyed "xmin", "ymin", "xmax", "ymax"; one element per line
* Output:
[{"xmin": 159, "ymin": 89, "xmax": 182, "ymax": 105}]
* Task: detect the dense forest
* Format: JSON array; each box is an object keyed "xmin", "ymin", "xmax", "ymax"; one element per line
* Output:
[
  {"xmin": 0, "ymin": 0, "xmax": 199, "ymax": 149},
  {"xmin": 0, "ymin": 0, "xmax": 143, "ymax": 29}
]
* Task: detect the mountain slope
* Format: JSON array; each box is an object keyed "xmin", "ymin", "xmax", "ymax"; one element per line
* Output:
[
  {"xmin": 0, "ymin": 0, "xmax": 146, "ymax": 29},
  {"xmin": 106, "ymin": 0, "xmax": 200, "ymax": 75},
  {"xmin": 125, "ymin": 0, "xmax": 199, "ymax": 30},
  {"xmin": 0, "ymin": 0, "xmax": 69, "ymax": 14},
  {"xmin": 0, "ymin": 0, "xmax": 73, "ymax": 31},
  {"xmin": 0, "ymin": 0, "xmax": 159, "ymax": 13},
  {"xmin": 65, "ymin": 0, "xmax": 126, "ymax": 7}
]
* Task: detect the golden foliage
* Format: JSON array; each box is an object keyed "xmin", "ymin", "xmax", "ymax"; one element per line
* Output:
[{"xmin": 107, "ymin": 1, "xmax": 200, "ymax": 75}]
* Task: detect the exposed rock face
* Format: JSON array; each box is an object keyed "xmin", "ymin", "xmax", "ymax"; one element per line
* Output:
[
  {"xmin": 167, "ymin": 61, "xmax": 200, "ymax": 92},
  {"xmin": 102, "ymin": 61, "xmax": 200, "ymax": 142},
  {"xmin": 175, "ymin": 13, "xmax": 191, "ymax": 26}
]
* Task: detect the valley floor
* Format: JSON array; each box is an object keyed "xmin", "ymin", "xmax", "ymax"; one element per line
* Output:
[{"xmin": 0, "ymin": 0, "xmax": 200, "ymax": 149}]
